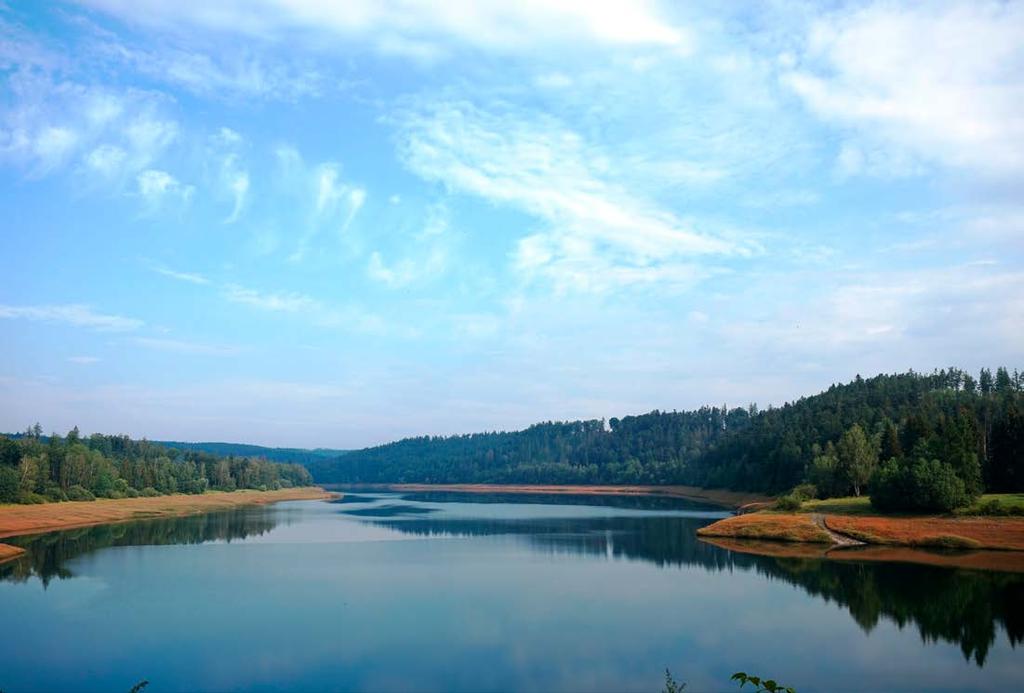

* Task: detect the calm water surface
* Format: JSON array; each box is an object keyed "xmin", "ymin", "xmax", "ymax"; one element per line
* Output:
[{"xmin": 1, "ymin": 492, "xmax": 1022, "ymax": 692}]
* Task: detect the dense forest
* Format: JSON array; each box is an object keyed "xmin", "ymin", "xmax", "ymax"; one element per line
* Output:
[
  {"xmin": 0, "ymin": 427, "xmax": 312, "ymax": 504},
  {"xmin": 309, "ymin": 368, "xmax": 1024, "ymax": 510},
  {"xmin": 155, "ymin": 440, "xmax": 348, "ymax": 465}
]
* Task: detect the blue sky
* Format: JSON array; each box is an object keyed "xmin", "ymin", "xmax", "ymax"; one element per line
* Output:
[{"xmin": 0, "ymin": 1, "xmax": 1021, "ymax": 447}]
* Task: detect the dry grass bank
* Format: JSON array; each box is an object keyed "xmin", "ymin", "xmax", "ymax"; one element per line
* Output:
[
  {"xmin": 698, "ymin": 512, "xmax": 1024, "ymax": 552},
  {"xmin": 825, "ymin": 515, "xmax": 1024, "ymax": 551},
  {"xmin": 0, "ymin": 487, "xmax": 334, "ymax": 540},
  {"xmin": 341, "ymin": 483, "xmax": 770, "ymax": 509},
  {"xmin": 696, "ymin": 513, "xmax": 833, "ymax": 543}
]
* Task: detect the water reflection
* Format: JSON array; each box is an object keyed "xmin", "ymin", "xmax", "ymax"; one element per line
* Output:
[
  {"xmin": 361, "ymin": 495, "xmax": 1024, "ymax": 666},
  {"xmin": 0, "ymin": 506, "xmax": 280, "ymax": 587},
  {"xmin": 3, "ymin": 493, "xmax": 1022, "ymax": 668}
]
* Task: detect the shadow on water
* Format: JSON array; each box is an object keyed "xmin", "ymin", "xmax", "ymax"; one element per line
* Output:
[
  {"xmin": 396, "ymin": 491, "xmax": 720, "ymax": 511},
  {"xmin": 0, "ymin": 506, "xmax": 282, "ymax": 588},
  {"xmin": 341, "ymin": 504, "xmax": 439, "ymax": 517},
  {"xmin": 369, "ymin": 511, "xmax": 1024, "ymax": 667}
]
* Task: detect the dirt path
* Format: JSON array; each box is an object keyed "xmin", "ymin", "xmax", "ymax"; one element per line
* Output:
[{"xmin": 812, "ymin": 513, "xmax": 865, "ymax": 547}]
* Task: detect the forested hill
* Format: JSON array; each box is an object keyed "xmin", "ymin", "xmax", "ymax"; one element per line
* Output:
[
  {"xmin": 0, "ymin": 430, "xmax": 313, "ymax": 504},
  {"xmin": 308, "ymin": 368, "xmax": 1024, "ymax": 495},
  {"xmin": 155, "ymin": 441, "xmax": 348, "ymax": 465}
]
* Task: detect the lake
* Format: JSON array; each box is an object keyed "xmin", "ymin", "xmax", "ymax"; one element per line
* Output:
[{"xmin": 1, "ymin": 491, "xmax": 1022, "ymax": 692}]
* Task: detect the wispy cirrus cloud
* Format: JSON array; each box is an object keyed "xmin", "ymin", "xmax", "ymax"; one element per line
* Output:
[
  {"xmin": 222, "ymin": 284, "xmax": 320, "ymax": 313},
  {"xmin": 132, "ymin": 337, "xmax": 239, "ymax": 356},
  {"xmin": 150, "ymin": 265, "xmax": 211, "ymax": 285},
  {"xmin": 0, "ymin": 303, "xmax": 142, "ymax": 331},
  {"xmin": 79, "ymin": 0, "xmax": 689, "ymax": 59},
  {"xmin": 98, "ymin": 42, "xmax": 325, "ymax": 101},
  {"xmin": 136, "ymin": 168, "xmax": 194, "ymax": 210},
  {"xmin": 274, "ymin": 146, "xmax": 366, "ymax": 262},
  {"xmin": 0, "ymin": 66, "xmax": 179, "ymax": 182},
  {"xmin": 394, "ymin": 99, "xmax": 753, "ymax": 292}
]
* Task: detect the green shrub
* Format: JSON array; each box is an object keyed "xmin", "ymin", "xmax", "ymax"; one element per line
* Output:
[
  {"xmin": 43, "ymin": 485, "xmax": 67, "ymax": 502},
  {"xmin": 791, "ymin": 483, "xmax": 818, "ymax": 501},
  {"xmin": 17, "ymin": 491, "xmax": 48, "ymax": 504},
  {"xmin": 871, "ymin": 458, "xmax": 969, "ymax": 512},
  {"xmin": 774, "ymin": 494, "xmax": 803, "ymax": 511},
  {"xmin": 0, "ymin": 465, "xmax": 19, "ymax": 503},
  {"xmin": 125, "ymin": 487, "xmax": 140, "ymax": 498},
  {"xmin": 66, "ymin": 485, "xmax": 96, "ymax": 501},
  {"xmin": 140, "ymin": 487, "xmax": 161, "ymax": 497}
]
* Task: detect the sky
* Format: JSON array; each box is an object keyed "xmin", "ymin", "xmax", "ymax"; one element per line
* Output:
[{"xmin": 0, "ymin": 0, "xmax": 1022, "ymax": 448}]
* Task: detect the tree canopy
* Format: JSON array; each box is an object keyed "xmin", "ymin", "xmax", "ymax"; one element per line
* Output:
[
  {"xmin": 309, "ymin": 368, "xmax": 1024, "ymax": 510},
  {"xmin": 0, "ymin": 430, "xmax": 312, "ymax": 504}
]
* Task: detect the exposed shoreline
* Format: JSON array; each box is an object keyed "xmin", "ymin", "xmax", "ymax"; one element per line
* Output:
[
  {"xmin": 326, "ymin": 483, "xmax": 770, "ymax": 509},
  {"xmin": 0, "ymin": 486, "xmax": 334, "ymax": 543},
  {"xmin": 698, "ymin": 511, "xmax": 1024, "ymax": 550}
]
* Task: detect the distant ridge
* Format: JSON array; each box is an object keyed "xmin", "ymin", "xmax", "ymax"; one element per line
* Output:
[{"xmin": 153, "ymin": 441, "xmax": 348, "ymax": 465}]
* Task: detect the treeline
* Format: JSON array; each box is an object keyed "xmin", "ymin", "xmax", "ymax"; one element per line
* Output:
[
  {"xmin": 154, "ymin": 440, "xmax": 348, "ymax": 466},
  {"xmin": 309, "ymin": 368, "xmax": 1024, "ymax": 511},
  {"xmin": 0, "ymin": 426, "xmax": 313, "ymax": 504}
]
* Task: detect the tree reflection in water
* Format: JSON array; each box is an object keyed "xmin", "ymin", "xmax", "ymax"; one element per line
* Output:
[
  {"xmin": 365, "ymin": 499, "xmax": 1024, "ymax": 667},
  {"xmin": 0, "ymin": 507, "xmax": 280, "ymax": 587}
]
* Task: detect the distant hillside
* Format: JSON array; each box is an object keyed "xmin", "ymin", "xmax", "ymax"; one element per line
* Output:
[
  {"xmin": 308, "ymin": 368, "xmax": 1023, "ymax": 496},
  {"xmin": 156, "ymin": 441, "xmax": 348, "ymax": 466}
]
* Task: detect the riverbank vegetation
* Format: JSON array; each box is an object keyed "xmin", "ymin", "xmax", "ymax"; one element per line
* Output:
[
  {"xmin": 311, "ymin": 368, "xmax": 1023, "ymax": 515},
  {"xmin": 0, "ymin": 428, "xmax": 313, "ymax": 505}
]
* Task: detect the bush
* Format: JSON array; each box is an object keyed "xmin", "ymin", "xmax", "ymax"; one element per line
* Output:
[
  {"xmin": 791, "ymin": 483, "xmax": 818, "ymax": 501},
  {"xmin": 43, "ymin": 485, "xmax": 67, "ymax": 502},
  {"xmin": 16, "ymin": 491, "xmax": 47, "ymax": 504},
  {"xmin": 66, "ymin": 485, "xmax": 96, "ymax": 501},
  {"xmin": 140, "ymin": 487, "xmax": 161, "ymax": 497},
  {"xmin": 871, "ymin": 458, "xmax": 969, "ymax": 513},
  {"xmin": 774, "ymin": 494, "xmax": 803, "ymax": 511},
  {"xmin": 125, "ymin": 487, "xmax": 140, "ymax": 498},
  {"xmin": 0, "ymin": 465, "xmax": 19, "ymax": 503}
]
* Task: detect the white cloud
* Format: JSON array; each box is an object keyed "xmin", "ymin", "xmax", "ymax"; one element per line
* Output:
[
  {"xmin": 136, "ymin": 168, "xmax": 194, "ymax": 208},
  {"xmin": 85, "ymin": 143, "xmax": 128, "ymax": 176},
  {"xmin": 783, "ymin": 1, "xmax": 1024, "ymax": 177},
  {"xmin": 151, "ymin": 266, "xmax": 210, "ymax": 285},
  {"xmin": 0, "ymin": 304, "xmax": 142, "ymax": 331},
  {"xmin": 132, "ymin": 337, "xmax": 239, "ymax": 355},
  {"xmin": 395, "ymin": 99, "xmax": 750, "ymax": 292},
  {"xmin": 222, "ymin": 284, "xmax": 320, "ymax": 313},
  {"xmin": 367, "ymin": 248, "xmax": 446, "ymax": 289},
  {"xmin": 0, "ymin": 69, "xmax": 180, "ymax": 181},
  {"xmin": 273, "ymin": 148, "xmax": 366, "ymax": 262},
  {"xmin": 80, "ymin": 0, "xmax": 688, "ymax": 57},
  {"xmin": 220, "ymin": 282, "xmax": 414, "ymax": 337},
  {"xmin": 101, "ymin": 42, "xmax": 324, "ymax": 100}
]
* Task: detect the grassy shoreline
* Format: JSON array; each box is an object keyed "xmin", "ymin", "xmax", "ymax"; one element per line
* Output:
[
  {"xmin": 327, "ymin": 482, "xmax": 770, "ymax": 509},
  {"xmin": 0, "ymin": 486, "xmax": 334, "ymax": 543},
  {"xmin": 698, "ymin": 498, "xmax": 1024, "ymax": 552}
]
